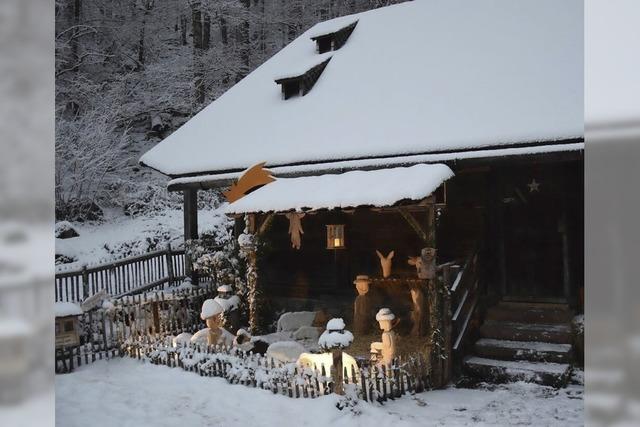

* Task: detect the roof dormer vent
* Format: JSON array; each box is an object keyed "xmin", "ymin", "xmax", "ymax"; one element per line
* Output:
[
  {"xmin": 310, "ymin": 20, "xmax": 358, "ymax": 54},
  {"xmin": 274, "ymin": 57, "xmax": 332, "ymax": 100}
]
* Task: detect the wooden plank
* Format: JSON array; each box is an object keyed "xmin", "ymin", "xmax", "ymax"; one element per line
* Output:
[
  {"xmin": 165, "ymin": 244, "xmax": 175, "ymax": 287},
  {"xmin": 257, "ymin": 213, "xmax": 275, "ymax": 236},
  {"xmin": 453, "ymin": 295, "xmax": 478, "ymax": 351}
]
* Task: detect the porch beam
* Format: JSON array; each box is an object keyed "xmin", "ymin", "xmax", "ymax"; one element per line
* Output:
[
  {"xmin": 257, "ymin": 213, "xmax": 275, "ymax": 236},
  {"xmin": 398, "ymin": 207, "xmax": 428, "ymax": 242}
]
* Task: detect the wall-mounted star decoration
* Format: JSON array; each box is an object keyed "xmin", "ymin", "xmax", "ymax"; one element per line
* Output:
[{"xmin": 528, "ymin": 178, "xmax": 540, "ymax": 193}]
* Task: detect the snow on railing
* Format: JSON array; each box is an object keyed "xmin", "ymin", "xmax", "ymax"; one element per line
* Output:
[{"xmin": 54, "ymin": 245, "xmax": 188, "ymax": 302}]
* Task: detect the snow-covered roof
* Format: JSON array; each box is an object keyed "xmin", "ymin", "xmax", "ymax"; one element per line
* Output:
[
  {"xmin": 140, "ymin": 0, "xmax": 583, "ymax": 177},
  {"xmin": 307, "ymin": 17, "xmax": 359, "ymax": 39},
  {"xmin": 55, "ymin": 302, "xmax": 83, "ymax": 318},
  {"xmin": 225, "ymin": 164, "xmax": 453, "ymax": 214},
  {"xmin": 273, "ymin": 53, "xmax": 332, "ymax": 81},
  {"xmin": 167, "ymin": 142, "xmax": 583, "ymax": 189}
]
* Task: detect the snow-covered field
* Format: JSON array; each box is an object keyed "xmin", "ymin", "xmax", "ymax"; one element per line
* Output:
[{"xmin": 56, "ymin": 359, "xmax": 583, "ymax": 427}]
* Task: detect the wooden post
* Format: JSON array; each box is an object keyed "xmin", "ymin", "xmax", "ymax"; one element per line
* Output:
[
  {"xmin": 152, "ymin": 301, "xmax": 160, "ymax": 334},
  {"xmin": 332, "ymin": 348, "xmax": 344, "ymax": 395},
  {"xmin": 244, "ymin": 214, "xmax": 259, "ymax": 333},
  {"xmin": 183, "ymin": 189, "xmax": 198, "ymax": 285},
  {"xmin": 426, "ymin": 199, "xmax": 436, "ymax": 247},
  {"xmin": 165, "ymin": 243, "xmax": 175, "ymax": 287},
  {"xmin": 442, "ymin": 278, "xmax": 453, "ymax": 386},
  {"xmin": 81, "ymin": 265, "xmax": 89, "ymax": 301},
  {"xmin": 424, "ymin": 197, "xmax": 445, "ymax": 388}
]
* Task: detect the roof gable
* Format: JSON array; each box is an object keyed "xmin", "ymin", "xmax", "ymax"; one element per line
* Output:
[{"xmin": 141, "ymin": 0, "xmax": 583, "ymax": 177}]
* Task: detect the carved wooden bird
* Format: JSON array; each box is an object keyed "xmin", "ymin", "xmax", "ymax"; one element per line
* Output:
[{"xmin": 223, "ymin": 162, "xmax": 276, "ymax": 203}]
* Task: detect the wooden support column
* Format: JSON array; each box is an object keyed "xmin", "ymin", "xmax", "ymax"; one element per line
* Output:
[
  {"xmin": 422, "ymin": 196, "xmax": 451, "ymax": 387},
  {"xmin": 423, "ymin": 197, "xmax": 440, "ymax": 387},
  {"xmin": 244, "ymin": 213, "xmax": 259, "ymax": 334},
  {"xmin": 332, "ymin": 348, "xmax": 344, "ymax": 395},
  {"xmin": 183, "ymin": 189, "xmax": 198, "ymax": 284},
  {"xmin": 425, "ymin": 199, "xmax": 435, "ymax": 248}
]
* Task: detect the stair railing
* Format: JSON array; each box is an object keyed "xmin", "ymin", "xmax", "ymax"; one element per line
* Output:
[{"xmin": 439, "ymin": 245, "xmax": 481, "ymax": 371}]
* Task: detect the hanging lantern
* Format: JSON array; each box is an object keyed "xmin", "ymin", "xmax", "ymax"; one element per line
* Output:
[{"xmin": 326, "ymin": 224, "xmax": 345, "ymax": 249}]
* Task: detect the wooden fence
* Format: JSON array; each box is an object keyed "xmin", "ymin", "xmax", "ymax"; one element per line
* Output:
[
  {"xmin": 55, "ymin": 284, "xmax": 216, "ymax": 373},
  {"xmin": 122, "ymin": 335, "xmax": 433, "ymax": 403},
  {"xmin": 55, "ymin": 245, "xmax": 187, "ymax": 302}
]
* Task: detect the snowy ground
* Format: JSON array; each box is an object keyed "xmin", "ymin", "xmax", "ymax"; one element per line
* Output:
[
  {"xmin": 56, "ymin": 359, "xmax": 583, "ymax": 427},
  {"xmin": 55, "ymin": 207, "xmax": 230, "ymax": 269}
]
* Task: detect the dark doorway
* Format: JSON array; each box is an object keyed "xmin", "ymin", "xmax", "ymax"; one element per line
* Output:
[
  {"xmin": 502, "ymin": 195, "xmax": 564, "ymax": 300},
  {"xmin": 498, "ymin": 165, "xmax": 570, "ymax": 302}
]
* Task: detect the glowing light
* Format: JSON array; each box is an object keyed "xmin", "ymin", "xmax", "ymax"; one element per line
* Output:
[{"xmin": 326, "ymin": 224, "xmax": 345, "ymax": 249}]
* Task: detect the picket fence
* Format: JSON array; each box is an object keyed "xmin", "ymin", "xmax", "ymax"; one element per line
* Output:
[{"xmin": 122, "ymin": 335, "xmax": 433, "ymax": 403}]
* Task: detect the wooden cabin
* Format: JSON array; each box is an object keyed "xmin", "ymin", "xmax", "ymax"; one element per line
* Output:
[{"xmin": 140, "ymin": 1, "xmax": 583, "ymax": 386}]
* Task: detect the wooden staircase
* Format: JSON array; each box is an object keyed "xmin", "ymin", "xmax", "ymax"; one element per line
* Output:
[{"xmin": 463, "ymin": 301, "xmax": 574, "ymax": 387}]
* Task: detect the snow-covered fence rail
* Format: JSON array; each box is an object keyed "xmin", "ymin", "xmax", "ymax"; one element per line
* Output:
[
  {"xmin": 122, "ymin": 336, "xmax": 432, "ymax": 403},
  {"xmin": 56, "ymin": 285, "xmax": 215, "ymax": 373},
  {"xmin": 54, "ymin": 245, "xmax": 187, "ymax": 302}
]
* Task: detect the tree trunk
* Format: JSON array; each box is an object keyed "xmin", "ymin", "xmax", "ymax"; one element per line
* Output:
[
  {"xmin": 71, "ymin": 0, "xmax": 82, "ymax": 72},
  {"xmin": 203, "ymin": 12, "xmax": 211, "ymax": 50},
  {"xmin": 138, "ymin": 20, "xmax": 145, "ymax": 66},
  {"xmin": 192, "ymin": 7, "xmax": 205, "ymax": 104},
  {"xmin": 192, "ymin": 8, "xmax": 202, "ymax": 50},
  {"xmin": 236, "ymin": 0, "xmax": 251, "ymax": 82},
  {"xmin": 219, "ymin": 15, "xmax": 228, "ymax": 45},
  {"xmin": 180, "ymin": 14, "xmax": 187, "ymax": 45}
]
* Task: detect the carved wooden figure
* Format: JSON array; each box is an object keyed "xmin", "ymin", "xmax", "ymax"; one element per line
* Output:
[
  {"xmin": 200, "ymin": 299, "xmax": 227, "ymax": 346},
  {"xmin": 285, "ymin": 212, "xmax": 305, "ymax": 249},
  {"xmin": 352, "ymin": 275, "xmax": 371, "ymax": 334},
  {"xmin": 370, "ymin": 308, "xmax": 397, "ymax": 366},
  {"xmin": 407, "ymin": 256, "xmax": 423, "ymax": 280},
  {"xmin": 409, "ymin": 284, "xmax": 427, "ymax": 336},
  {"xmin": 420, "ymin": 247, "xmax": 437, "ymax": 279},
  {"xmin": 408, "ymin": 247, "xmax": 437, "ymax": 279},
  {"xmin": 375, "ymin": 250, "xmax": 394, "ymax": 278}
]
